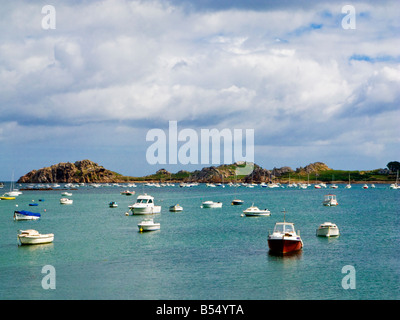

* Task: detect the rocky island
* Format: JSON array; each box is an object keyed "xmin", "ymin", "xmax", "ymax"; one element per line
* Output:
[
  {"xmin": 17, "ymin": 160, "xmax": 122, "ymax": 183},
  {"xmin": 17, "ymin": 159, "xmax": 397, "ymax": 184}
]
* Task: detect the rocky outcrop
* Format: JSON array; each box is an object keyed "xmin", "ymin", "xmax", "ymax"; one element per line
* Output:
[
  {"xmin": 243, "ymin": 165, "xmax": 271, "ymax": 183},
  {"xmin": 155, "ymin": 169, "xmax": 171, "ymax": 176},
  {"xmin": 17, "ymin": 160, "xmax": 120, "ymax": 183},
  {"xmin": 270, "ymin": 166, "xmax": 294, "ymax": 177},
  {"xmin": 190, "ymin": 166, "xmax": 223, "ymax": 183},
  {"xmin": 296, "ymin": 162, "xmax": 331, "ymax": 174}
]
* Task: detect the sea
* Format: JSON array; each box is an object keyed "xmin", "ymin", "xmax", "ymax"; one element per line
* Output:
[{"xmin": 0, "ymin": 182, "xmax": 399, "ymax": 300}]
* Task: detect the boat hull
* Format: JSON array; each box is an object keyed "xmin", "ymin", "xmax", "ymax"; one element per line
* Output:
[
  {"xmin": 268, "ymin": 238, "xmax": 303, "ymax": 254},
  {"xmin": 14, "ymin": 211, "xmax": 41, "ymax": 221},
  {"xmin": 316, "ymin": 225, "xmax": 340, "ymax": 237},
  {"xmin": 323, "ymin": 200, "xmax": 338, "ymax": 206},
  {"xmin": 60, "ymin": 198, "xmax": 73, "ymax": 205},
  {"xmin": 131, "ymin": 205, "xmax": 161, "ymax": 214},
  {"xmin": 138, "ymin": 222, "xmax": 160, "ymax": 231},
  {"xmin": 169, "ymin": 206, "xmax": 183, "ymax": 212},
  {"xmin": 0, "ymin": 196, "xmax": 15, "ymax": 200},
  {"xmin": 244, "ymin": 211, "xmax": 271, "ymax": 216},
  {"xmin": 202, "ymin": 202, "xmax": 222, "ymax": 208},
  {"xmin": 231, "ymin": 200, "xmax": 244, "ymax": 205}
]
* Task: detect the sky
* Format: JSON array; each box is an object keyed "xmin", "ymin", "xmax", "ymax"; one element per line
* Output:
[{"xmin": 0, "ymin": 0, "xmax": 399, "ymax": 180}]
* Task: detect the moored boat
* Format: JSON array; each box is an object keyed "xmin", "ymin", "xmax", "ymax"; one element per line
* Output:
[
  {"xmin": 138, "ymin": 219, "xmax": 160, "ymax": 232},
  {"xmin": 128, "ymin": 194, "xmax": 161, "ymax": 214},
  {"xmin": 268, "ymin": 213, "xmax": 303, "ymax": 254},
  {"xmin": 0, "ymin": 196, "xmax": 15, "ymax": 200},
  {"xmin": 316, "ymin": 222, "xmax": 340, "ymax": 237},
  {"xmin": 322, "ymin": 194, "xmax": 338, "ymax": 206},
  {"xmin": 201, "ymin": 201, "xmax": 222, "ymax": 208},
  {"xmin": 60, "ymin": 198, "xmax": 73, "ymax": 205},
  {"xmin": 109, "ymin": 201, "xmax": 118, "ymax": 208},
  {"xmin": 14, "ymin": 210, "xmax": 41, "ymax": 221},
  {"xmin": 121, "ymin": 190, "xmax": 135, "ymax": 196},
  {"xmin": 169, "ymin": 204, "xmax": 183, "ymax": 212},
  {"xmin": 17, "ymin": 229, "xmax": 54, "ymax": 245},
  {"xmin": 390, "ymin": 171, "xmax": 399, "ymax": 189},
  {"xmin": 231, "ymin": 199, "xmax": 244, "ymax": 205},
  {"xmin": 243, "ymin": 205, "xmax": 271, "ymax": 216}
]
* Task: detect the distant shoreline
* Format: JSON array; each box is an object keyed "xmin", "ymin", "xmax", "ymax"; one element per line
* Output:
[{"xmin": 16, "ymin": 180, "xmax": 395, "ymax": 190}]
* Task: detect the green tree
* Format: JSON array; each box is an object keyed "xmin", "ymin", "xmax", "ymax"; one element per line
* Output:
[{"xmin": 387, "ymin": 161, "xmax": 400, "ymax": 172}]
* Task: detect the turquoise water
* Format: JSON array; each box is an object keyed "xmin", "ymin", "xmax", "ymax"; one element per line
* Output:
[{"xmin": 0, "ymin": 183, "xmax": 399, "ymax": 300}]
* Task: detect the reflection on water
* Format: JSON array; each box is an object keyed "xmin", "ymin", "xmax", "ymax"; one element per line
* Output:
[
  {"xmin": 267, "ymin": 249, "xmax": 303, "ymax": 261},
  {"xmin": 18, "ymin": 243, "xmax": 54, "ymax": 252}
]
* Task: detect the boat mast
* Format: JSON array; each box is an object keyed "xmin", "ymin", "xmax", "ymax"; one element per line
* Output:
[{"xmin": 282, "ymin": 208, "xmax": 286, "ymax": 233}]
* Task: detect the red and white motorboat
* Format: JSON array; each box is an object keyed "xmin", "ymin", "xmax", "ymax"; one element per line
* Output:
[{"xmin": 268, "ymin": 211, "xmax": 303, "ymax": 254}]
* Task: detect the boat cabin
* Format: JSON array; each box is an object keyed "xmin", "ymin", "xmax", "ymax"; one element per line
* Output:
[
  {"xmin": 273, "ymin": 222, "xmax": 296, "ymax": 234},
  {"xmin": 136, "ymin": 195, "xmax": 154, "ymax": 204},
  {"xmin": 324, "ymin": 194, "xmax": 336, "ymax": 201}
]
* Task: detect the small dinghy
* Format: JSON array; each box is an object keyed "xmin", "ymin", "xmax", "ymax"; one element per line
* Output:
[
  {"xmin": 138, "ymin": 219, "xmax": 160, "ymax": 232},
  {"xmin": 14, "ymin": 210, "xmax": 41, "ymax": 221},
  {"xmin": 17, "ymin": 229, "xmax": 54, "ymax": 245}
]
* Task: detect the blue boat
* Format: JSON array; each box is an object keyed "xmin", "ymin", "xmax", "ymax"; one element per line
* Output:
[
  {"xmin": 14, "ymin": 210, "xmax": 41, "ymax": 221},
  {"xmin": 29, "ymin": 203, "xmax": 38, "ymax": 206}
]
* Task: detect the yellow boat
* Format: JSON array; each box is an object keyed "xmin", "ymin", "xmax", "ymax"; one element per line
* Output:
[{"xmin": 0, "ymin": 196, "xmax": 15, "ymax": 200}]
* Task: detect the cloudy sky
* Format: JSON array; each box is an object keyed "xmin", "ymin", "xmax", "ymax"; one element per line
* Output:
[{"xmin": 0, "ymin": 0, "xmax": 399, "ymax": 180}]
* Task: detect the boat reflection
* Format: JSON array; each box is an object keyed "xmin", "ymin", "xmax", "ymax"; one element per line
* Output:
[{"xmin": 267, "ymin": 249, "xmax": 303, "ymax": 260}]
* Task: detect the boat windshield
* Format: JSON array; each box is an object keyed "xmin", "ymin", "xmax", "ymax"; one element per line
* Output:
[
  {"xmin": 274, "ymin": 223, "xmax": 295, "ymax": 234},
  {"xmin": 136, "ymin": 198, "xmax": 153, "ymax": 204}
]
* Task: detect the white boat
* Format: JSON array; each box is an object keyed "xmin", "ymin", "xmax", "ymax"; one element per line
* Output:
[
  {"xmin": 60, "ymin": 198, "xmax": 73, "ymax": 205},
  {"xmin": 345, "ymin": 174, "xmax": 352, "ymax": 188},
  {"xmin": 363, "ymin": 184, "xmax": 369, "ymax": 189},
  {"xmin": 390, "ymin": 171, "xmax": 399, "ymax": 189},
  {"xmin": 17, "ymin": 229, "xmax": 54, "ymax": 245},
  {"xmin": 316, "ymin": 222, "xmax": 340, "ymax": 237},
  {"xmin": 138, "ymin": 219, "xmax": 160, "ymax": 232},
  {"xmin": 201, "ymin": 201, "xmax": 222, "ymax": 208},
  {"xmin": 169, "ymin": 204, "xmax": 183, "ymax": 212},
  {"xmin": 61, "ymin": 192, "xmax": 72, "ymax": 196},
  {"xmin": 243, "ymin": 205, "xmax": 271, "ymax": 216},
  {"xmin": 128, "ymin": 194, "xmax": 161, "ymax": 214},
  {"xmin": 231, "ymin": 199, "xmax": 244, "ymax": 205},
  {"xmin": 315, "ymin": 182, "xmax": 327, "ymax": 189},
  {"xmin": 4, "ymin": 190, "xmax": 22, "ymax": 197},
  {"xmin": 14, "ymin": 210, "xmax": 41, "ymax": 221},
  {"xmin": 4, "ymin": 172, "xmax": 22, "ymax": 197},
  {"xmin": 109, "ymin": 201, "xmax": 118, "ymax": 208},
  {"xmin": 322, "ymin": 194, "xmax": 338, "ymax": 206},
  {"xmin": 121, "ymin": 190, "xmax": 135, "ymax": 195}
]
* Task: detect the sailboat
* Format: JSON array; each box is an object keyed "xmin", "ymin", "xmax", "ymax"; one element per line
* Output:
[
  {"xmin": 345, "ymin": 174, "xmax": 352, "ymax": 189},
  {"xmin": 3, "ymin": 172, "xmax": 22, "ymax": 197},
  {"xmin": 231, "ymin": 173, "xmax": 244, "ymax": 205},
  {"xmin": 390, "ymin": 171, "xmax": 400, "ymax": 189}
]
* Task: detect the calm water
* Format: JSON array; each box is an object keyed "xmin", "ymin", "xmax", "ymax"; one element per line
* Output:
[{"xmin": 0, "ymin": 183, "xmax": 399, "ymax": 300}]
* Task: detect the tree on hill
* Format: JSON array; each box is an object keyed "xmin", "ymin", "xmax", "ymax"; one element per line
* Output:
[{"xmin": 387, "ymin": 161, "xmax": 400, "ymax": 172}]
